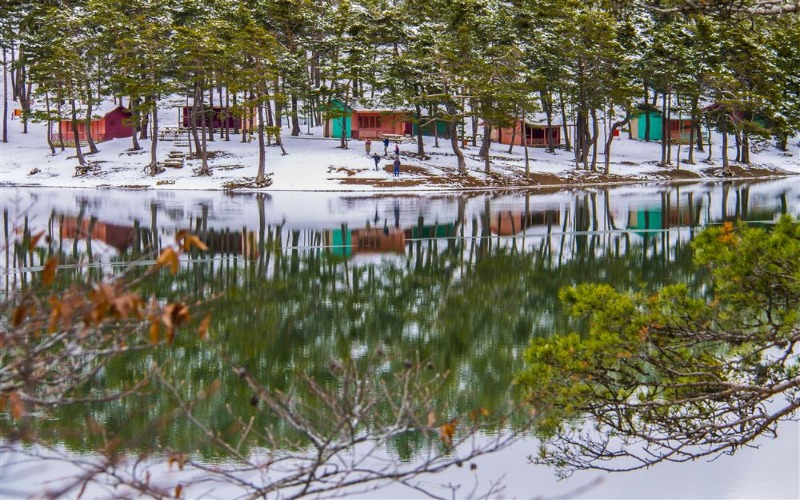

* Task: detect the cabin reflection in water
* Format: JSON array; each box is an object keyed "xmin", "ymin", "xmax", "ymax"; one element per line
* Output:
[
  {"xmin": 60, "ymin": 217, "xmax": 136, "ymax": 253},
  {"xmin": 490, "ymin": 210, "xmax": 560, "ymax": 236},
  {"xmin": 58, "ymin": 216, "xmax": 258, "ymax": 258},
  {"xmin": 325, "ymin": 227, "xmax": 406, "ymax": 257}
]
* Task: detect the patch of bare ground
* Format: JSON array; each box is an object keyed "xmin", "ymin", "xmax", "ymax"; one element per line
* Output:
[
  {"xmin": 222, "ymin": 175, "xmax": 273, "ymax": 190},
  {"xmin": 701, "ymin": 163, "xmax": 791, "ymax": 178},
  {"xmin": 328, "ymin": 166, "xmax": 360, "ymax": 176},
  {"xmin": 648, "ymin": 168, "xmax": 703, "ymax": 180}
]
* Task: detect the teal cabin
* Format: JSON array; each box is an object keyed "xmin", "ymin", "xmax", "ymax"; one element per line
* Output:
[
  {"xmin": 412, "ymin": 118, "xmax": 451, "ymax": 139},
  {"xmin": 323, "ymin": 99, "xmax": 352, "ymax": 139},
  {"xmin": 630, "ymin": 108, "xmax": 693, "ymax": 143}
]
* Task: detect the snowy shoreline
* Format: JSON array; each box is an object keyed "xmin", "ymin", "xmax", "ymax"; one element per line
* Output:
[{"xmin": 2, "ymin": 118, "xmax": 798, "ymax": 193}]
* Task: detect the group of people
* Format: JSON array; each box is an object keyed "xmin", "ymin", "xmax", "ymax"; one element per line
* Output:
[{"xmin": 366, "ymin": 137, "xmax": 401, "ymax": 177}]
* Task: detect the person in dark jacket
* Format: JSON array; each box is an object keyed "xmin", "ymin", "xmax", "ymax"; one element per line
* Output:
[
  {"xmin": 383, "ymin": 137, "xmax": 390, "ymax": 155},
  {"xmin": 372, "ymin": 152, "xmax": 381, "ymax": 171},
  {"xmin": 394, "ymin": 143, "xmax": 400, "ymax": 156},
  {"xmin": 393, "ymin": 156, "xmax": 400, "ymax": 177}
]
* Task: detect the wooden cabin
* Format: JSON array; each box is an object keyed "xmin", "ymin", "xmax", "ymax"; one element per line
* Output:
[
  {"xmin": 630, "ymin": 109, "xmax": 693, "ymax": 143},
  {"xmin": 181, "ymin": 106, "xmax": 241, "ymax": 129},
  {"xmin": 350, "ymin": 109, "xmax": 412, "ymax": 139},
  {"xmin": 492, "ymin": 120, "xmax": 563, "ymax": 147},
  {"xmin": 322, "ymin": 99, "xmax": 413, "ymax": 139},
  {"xmin": 52, "ymin": 105, "xmax": 134, "ymax": 144}
]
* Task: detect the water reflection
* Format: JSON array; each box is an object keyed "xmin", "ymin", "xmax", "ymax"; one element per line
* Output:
[{"xmin": 1, "ymin": 179, "xmax": 799, "ymax": 462}]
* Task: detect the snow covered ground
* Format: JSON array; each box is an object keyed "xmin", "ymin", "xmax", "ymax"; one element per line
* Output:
[{"xmin": 1, "ymin": 105, "xmax": 798, "ymax": 193}]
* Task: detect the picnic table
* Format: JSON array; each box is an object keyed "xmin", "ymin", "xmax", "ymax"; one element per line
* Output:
[
  {"xmin": 158, "ymin": 127, "xmax": 186, "ymax": 141},
  {"xmin": 381, "ymin": 133, "xmax": 415, "ymax": 144}
]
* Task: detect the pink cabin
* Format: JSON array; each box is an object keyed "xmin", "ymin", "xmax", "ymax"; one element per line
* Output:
[
  {"xmin": 350, "ymin": 109, "xmax": 412, "ymax": 140},
  {"xmin": 53, "ymin": 105, "xmax": 134, "ymax": 144},
  {"xmin": 492, "ymin": 120, "xmax": 563, "ymax": 147}
]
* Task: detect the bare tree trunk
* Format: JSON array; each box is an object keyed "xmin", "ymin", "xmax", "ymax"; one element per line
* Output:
[
  {"xmin": 480, "ymin": 123, "xmax": 492, "ymax": 174},
  {"xmin": 660, "ymin": 92, "xmax": 668, "ymax": 167},
  {"xmin": 414, "ymin": 101, "xmax": 425, "ymax": 157},
  {"xmin": 688, "ymin": 96, "xmax": 698, "ymax": 164},
  {"xmin": 604, "ymin": 112, "xmax": 630, "ymax": 175},
  {"xmin": 139, "ymin": 95, "xmax": 150, "ymax": 140},
  {"xmin": 665, "ymin": 86, "xmax": 673, "ymax": 165},
  {"xmin": 507, "ymin": 113, "xmax": 517, "ymax": 154},
  {"xmin": 541, "ymin": 91, "xmax": 555, "ymax": 153},
  {"xmin": 721, "ymin": 115, "xmax": 730, "ymax": 175},
  {"xmin": 190, "ymin": 87, "xmax": 202, "ymax": 152},
  {"xmin": 70, "ymin": 98, "xmax": 86, "ymax": 166},
  {"xmin": 444, "ymin": 101, "xmax": 466, "ymax": 174},
  {"xmin": 130, "ymin": 96, "xmax": 141, "ymax": 151},
  {"xmin": 225, "ymin": 87, "xmax": 231, "ymax": 141},
  {"xmin": 267, "ymin": 98, "xmax": 288, "ymax": 155},
  {"xmin": 256, "ymin": 94, "xmax": 267, "ymax": 183},
  {"xmin": 644, "ymin": 83, "xmax": 651, "ymax": 142},
  {"xmin": 432, "ymin": 104, "xmax": 440, "ymax": 148},
  {"xmin": 1, "ymin": 46, "xmax": 7, "ymax": 144},
  {"xmin": 559, "ymin": 93, "xmax": 571, "ymax": 151},
  {"xmin": 84, "ymin": 82, "xmax": 98, "ymax": 154},
  {"xmin": 147, "ymin": 87, "xmax": 160, "ymax": 176},
  {"xmin": 56, "ymin": 84, "xmax": 65, "ymax": 151},
  {"xmin": 522, "ymin": 105, "xmax": 530, "ymax": 179},
  {"xmin": 590, "ymin": 108, "xmax": 599, "ymax": 172},
  {"xmin": 290, "ymin": 94, "xmax": 301, "ymax": 136},
  {"xmin": 741, "ymin": 131, "xmax": 750, "ymax": 164},
  {"xmin": 208, "ymin": 85, "xmax": 215, "ymax": 141},
  {"xmin": 44, "ymin": 92, "xmax": 56, "ymax": 154},
  {"xmin": 232, "ymin": 91, "xmax": 239, "ymax": 136}
]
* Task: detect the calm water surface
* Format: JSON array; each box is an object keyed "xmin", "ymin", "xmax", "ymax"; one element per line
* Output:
[{"xmin": 1, "ymin": 179, "xmax": 799, "ymax": 498}]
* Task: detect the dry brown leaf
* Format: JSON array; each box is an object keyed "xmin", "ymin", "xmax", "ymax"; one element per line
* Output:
[
  {"xmin": 439, "ymin": 418, "xmax": 457, "ymax": 447},
  {"xmin": 149, "ymin": 321, "xmax": 160, "ymax": 345},
  {"xmin": 28, "ymin": 231, "xmax": 45, "ymax": 251},
  {"xmin": 9, "ymin": 391, "xmax": 24, "ymax": 420},
  {"xmin": 198, "ymin": 314, "xmax": 211, "ymax": 340},
  {"xmin": 112, "ymin": 293, "xmax": 143, "ymax": 319},
  {"xmin": 174, "ymin": 484, "xmax": 183, "ymax": 499},
  {"xmin": 42, "ymin": 257, "xmax": 58, "ymax": 287},
  {"xmin": 11, "ymin": 304, "xmax": 27, "ymax": 328},
  {"xmin": 168, "ymin": 452, "xmax": 187, "ymax": 471},
  {"xmin": 427, "ymin": 411, "xmax": 436, "ymax": 428},
  {"xmin": 156, "ymin": 247, "xmax": 179, "ymax": 275}
]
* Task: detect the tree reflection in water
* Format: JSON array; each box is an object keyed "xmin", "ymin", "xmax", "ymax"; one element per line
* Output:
[{"xmin": 1, "ymin": 181, "xmax": 797, "ymax": 497}]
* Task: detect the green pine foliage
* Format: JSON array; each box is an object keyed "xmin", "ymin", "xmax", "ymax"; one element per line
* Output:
[
  {"xmin": 516, "ymin": 217, "xmax": 800, "ymax": 473},
  {"xmin": 4, "ymin": 0, "xmax": 799, "ymax": 171}
]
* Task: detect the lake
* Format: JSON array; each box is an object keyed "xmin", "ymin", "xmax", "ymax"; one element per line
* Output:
[{"xmin": 1, "ymin": 179, "xmax": 799, "ymax": 499}]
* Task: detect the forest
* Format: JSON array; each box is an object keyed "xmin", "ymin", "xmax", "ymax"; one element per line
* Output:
[{"xmin": 1, "ymin": 0, "xmax": 799, "ymax": 179}]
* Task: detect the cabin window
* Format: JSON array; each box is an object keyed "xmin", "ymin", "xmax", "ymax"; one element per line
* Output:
[{"xmin": 358, "ymin": 115, "xmax": 381, "ymax": 129}]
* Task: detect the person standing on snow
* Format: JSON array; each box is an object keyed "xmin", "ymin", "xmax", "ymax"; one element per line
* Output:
[
  {"xmin": 383, "ymin": 136, "xmax": 390, "ymax": 156},
  {"xmin": 393, "ymin": 156, "xmax": 401, "ymax": 177},
  {"xmin": 394, "ymin": 143, "xmax": 400, "ymax": 156},
  {"xmin": 365, "ymin": 139, "xmax": 372, "ymax": 156},
  {"xmin": 372, "ymin": 152, "xmax": 381, "ymax": 171}
]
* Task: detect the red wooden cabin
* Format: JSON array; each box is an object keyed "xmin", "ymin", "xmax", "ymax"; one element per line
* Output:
[
  {"xmin": 492, "ymin": 120, "xmax": 562, "ymax": 147},
  {"xmin": 350, "ymin": 109, "xmax": 412, "ymax": 139},
  {"xmin": 181, "ymin": 106, "xmax": 241, "ymax": 129},
  {"xmin": 53, "ymin": 105, "xmax": 134, "ymax": 144}
]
